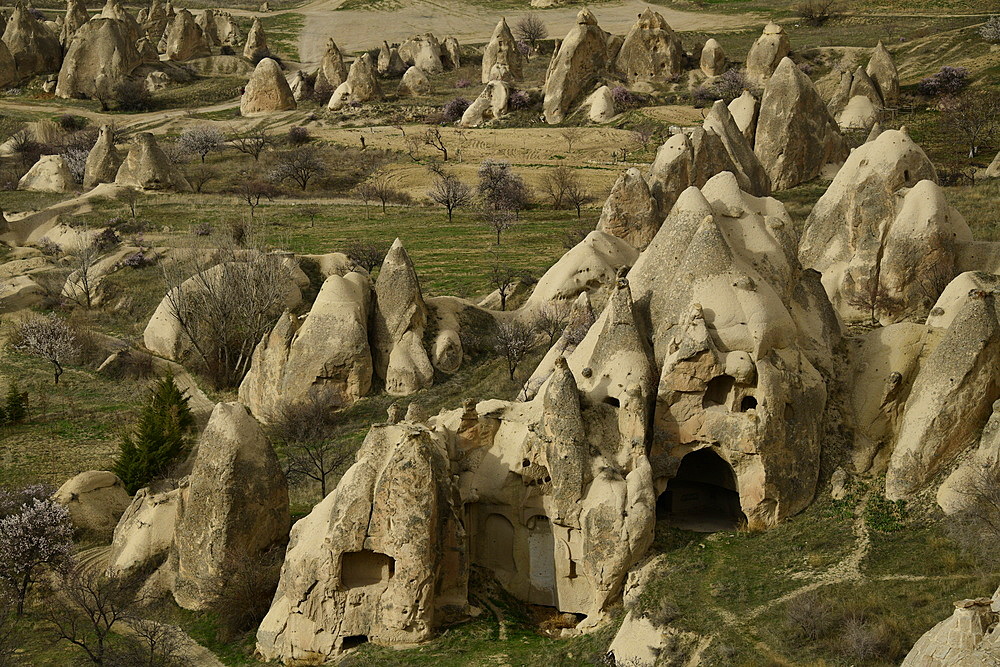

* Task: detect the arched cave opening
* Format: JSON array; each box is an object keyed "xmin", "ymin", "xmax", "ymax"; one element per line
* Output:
[{"xmin": 657, "ymin": 449, "xmax": 746, "ymax": 532}]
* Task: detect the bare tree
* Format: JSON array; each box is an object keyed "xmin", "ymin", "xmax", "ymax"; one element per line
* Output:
[
  {"xmin": 424, "ymin": 127, "xmax": 449, "ymax": 162},
  {"xmin": 514, "ymin": 14, "xmax": 548, "ymax": 54},
  {"xmin": 534, "ymin": 303, "xmax": 569, "ymax": 345},
  {"xmin": 299, "ymin": 204, "xmax": 321, "ymax": 228},
  {"xmin": 560, "ymin": 127, "xmax": 583, "ymax": 153},
  {"xmin": 494, "ymin": 318, "xmax": 535, "ymax": 380},
  {"xmin": 564, "ymin": 174, "xmax": 593, "ymax": 218},
  {"xmin": 45, "ymin": 564, "xmax": 134, "ymax": 665},
  {"xmin": 358, "ymin": 171, "xmax": 404, "ymax": 214},
  {"xmin": 947, "ymin": 463, "xmax": 1000, "ymax": 568},
  {"xmin": 123, "ymin": 616, "xmax": 186, "ymax": 667},
  {"xmin": 116, "ymin": 186, "xmax": 141, "ymax": 220},
  {"xmin": 229, "ymin": 171, "xmax": 279, "ymax": 219},
  {"xmin": 270, "ymin": 146, "xmax": 328, "ymax": 191},
  {"xmin": 186, "ymin": 163, "xmax": 219, "ymax": 194},
  {"xmin": 345, "ymin": 239, "xmax": 389, "ymax": 272},
  {"xmin": 794, "ymin": 0, "xmax": 838, "ymax": 26},
  {"xmin": 488, "ymin": 253, "xmax": 518, "ymax": 311},
  {"xmin": 428, "ymin": 170, "xmax": 472, "ymax": 221},
  {"xmin": 14, "ymin": 314, "xmax": 79, "ymax": 384},
  {"xmin": 541, "ymin": 165, "xmax": 577, "ymax": 209},
  {"xmin": 64, "ymin": 241, "xmax": 101, "ymax": 309},
  {"xmin": 268, "ymin": 393, "xmax": 352, "ymax": 498},
  {"xmin": 941, "ymin": 91, "xmax": 1000, "ymax": 159},
  {"xmin": 227, "ymin": 126, "xmax": 271, "ymax": 161},
  {"xmin": 481, "ymin": 207, "xmax": 516, "ymax": 246},
  {"xmin": 477, "ymin": 159, "xmax": 531, "ymax": 216},
  {"xmin": 178, "ymin": 126, "xmax": 225, "ymax": 163}
]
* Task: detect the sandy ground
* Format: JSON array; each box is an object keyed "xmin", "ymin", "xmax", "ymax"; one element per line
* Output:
[{"xmin": 293, "ymin": 0, "xmax": 758, "ymax": 65}]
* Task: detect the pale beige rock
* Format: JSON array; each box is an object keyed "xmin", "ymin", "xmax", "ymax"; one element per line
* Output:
[
  {"xmin": 482, "ymin": 17, "xmax": 523, "ymax": 83},
  {"xmin": 314, "ymin": 38, "xmax": 347, "ymax": 94},
  {"xmin": 400, "ymin": 33, "xmax": 443, "ymax": 74},
  {"xmin": 288, "ymin": 69, "xmax": 312, "ymax": 102},
  {"xmin": 60, "ymin": 0, "xmax": 90, "ymax": 48},
  {"xmin": 521, "ymin": 292, "xmax": 596, "ymax": 400},
  {"xmin": 597, "ymin": 167, "xmax": 659, "ymax": 250},
  {"xmin": 243, "ymin": 17, "xmax": 269, "ymax": 62},
  {"xmin": 195, "ymin": 8, "xmax": 219, "ymax": 46},
  {"xmin": 837, "ymin": 94, "xmax": 878, "ymax": 130},
  {"xmin": 728, "ymin": 90, "xmax": 759, "ymax": 145},
  {"xmin": 542, "ymin": 9, "xmax": 607, "ymax": 124},
  {"xmin": 107, "ymin": 483, "xmax": 182, "ymax": 578},
  {"xmin": 867, "ymin": 40, "xmax": 899, "ymax": 107},
  {"xmin": 442, "ymin": 36, "xmax": 460, "ymax": 70},
  {"xmin": 703, "ymin": 99, "xmax": 770, "ymax": 196},
  {"xmin": 240, "ymin": 57, "xmax": 295, "ymax": 116},
  {"xmin": 238, "ymin": 271, "xmax": 373, "ymax": 420},
  {"xmin": 0, "ymin": 275, "xmax": 45, "ymax": 313},
  {"xmin": 927, "ymin": 272, "xmax": 1000, "ymax": 330},
  {"xmin": 377, "ymin": 40, "xmax": 406, "ymax": 77},
  {"xmin": 700, "ymin": 38, "xmax": 726, "ymax": 77},
  {"xmin": 746, "ymin": 21, "xmax": 789, "ymax": 83},
  {"xmin": 18, "ymin": 154, "xmax": 74, "ymax": 193},
  {"xmin": 171, "ymin": 402, "xmax": 290, "ymax": 611},
  {"xmin": 327, "ymin": 52, "xmax": 382, "ymax": 110},
  {"xmin": 56, "ymin": 18, "xmax": 142, "ymax": 99},
  {"xmin": 2, "ymin": 4, "xmax": 62, "ymax": 78},
  {"xmin": 901, "ymin": 598, "xmax": 1000, "ymax": 666},
  {"xmin": 213, "ymin": 11, "xmax": 241, "ymax": 46},
  {"xmin": 136, "ymin": 36, "xmax": 159, "ymax": 64},
  {"xmin": 939, "ymin": 399, "xmax": 1000, "ymax": 514},
  {"xmin": 459, "ymin": 80, "xmax": 509, "ymax": 127},
  {"xmin": 165, "ymin": 9, "xmax": 209, "ymax": 61},
  {"xmin": 979, "ymin": 151, "xmax": 1000, "ymax": 179},
  {"xmin": 524, "ymin": 230, "xmax": 639, "ymax": 309},
  {"xmin": 115, "ymin": 132, "xmax": 191, "ymax": 191},
  {"xmin": 586, "ymin": 85, "xmax": 615, "ymax": 122},
  {"xmin": 398, "ymin": 65, "xmax": 431, "ymax": 96},
  {"xmin": 100, "ymin": 0, "xmax": 141, "ymax": 43},
  {"xmin": 54, "ymin": 471, "xmax": 132, "ymax": 540},
  {"xmin": 142, "ymin": 0, "xmax": 168, "ymax": 43},
  {"xmin": 754, "ymin": 57, "xmax": 848, "ymax": 190},
  {"xmin": 646, "ymin": 132, "xmax": 692, "ymax": 215},
  {"xmin": 615, "ymin": 9, "xmax": 683, "ymax": 83}
]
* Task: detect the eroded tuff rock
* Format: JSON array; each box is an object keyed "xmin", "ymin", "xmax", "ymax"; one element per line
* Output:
[
  {"xmin": 615, "ymin": 9, "xmax": 684, "ymax": 83},
  {"xmin": 108, "ymin": 483, "xmax": 183, "ymax": 580},
  {"xmin": 165, "ymin": 8, "xmax": 210, "ymax": 61},
  {"xmin": 442, "ymin": 36, "xmax": 460, "ymax": 70},
  {"xmin": 100, "ymin": 0, "xmax": 141, "ymax": 43},
  {"xmin": 399, "ymin": 33, "xmax": 443, "ymax": 74},
  {"xmin": 754, "ymin": 57, "xmax": 848, "ymax": 190},
  {"xmin": 240, "ymin": 57, "xmax": 296, "ymax": 116},
  {"xmin": 459, "ymin": 80, "xmax": 509, "ymax": 127},
  {"xmin": 902, "ymin": 596, "xmax": 1000, "ymax": 666},
  {"xmin": 398, "ymin": 65, "xmax": 431, "ymax": 96},
  {"xmin": 523, "ymin": 230, "xmax": 638, "ymax": 309},
  {"xmin": 746, "ymin": 21, "xmax": 789, "ymax": 83},
  {"xmin": 798, "ymin": 128, "xmax": 966, "ymax": 324},
  {"xmin": 327, "ymin": 53, "xmax": 383, "ymax": 110},
  {"xmin": 289, "ymin": 69, "xmax": 312, "ymax": 102},
  {"xmin": 171, "ymin": 402, "xmax": 290, "ymax": 610},
  {"xmin": 377, "ymin": 40, "xmax": 406, "ymax": 77},
  {"xmin": 239, "ymin": 271, "xmax": 373, "ymax": 420},
  {"xmin": 2, "ymin": 4, "xmax": 62, "ymax": 78},
  {"xmin": 315, "ymin": 38, "xmax": 348, "ymax": 92},
  {"xmin": 703, "ymin": 99, "xmax": 770, "ymax": 196},
  {"xmin": 60, "ymin": 0, "xmax": 90, "ymax": 48},
  {"xmin": 243, "ymin": 17, "xmax": 270, "ymax": 62},
  {"xmin": 587, "ymin": 85, "xmax": 615, "ymax": 122},
  {"xmin": 18, "ymin": 154, "xmax": 74, "ymax": 192},
  {"xmin": 54, "ymin": 471, "xmax": 131, "ymax": 540},
  {"xmin": 728, "ymin": 90, "xmax": 759, "ymax": 145},
  {"xmin": 596, "ymin": 167, "xmax": 659, "ymax": 250},
  {"xmin": 542, "ymin": 9, "xmax": 607, "ymax": 124},
  {"xmin": 700, "ymin": 38, "xmax": 726, "ymax": 77},
  {"xmin": 56, "ymin": 18, "xmax": 142, "ymax": 99},
  {"xmin": 482, "ymin": 18, "xmax": 522, "ymax": 83},
  {"xmin": 867, "ymin": 40, "xmax": 899, "ymax": 107},
  {"xmin": 0, "ymin": 40, "xmax": 15, "ymax": 88},
  {"xmin": 116, "ymin": 132, "xmax": 192, "ymax": 191}
]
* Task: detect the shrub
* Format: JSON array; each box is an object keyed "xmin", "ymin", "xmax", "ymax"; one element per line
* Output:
[
  {"xmin": 114, "ymin": 79, "xmax": 154, "ymax": 112},
  {"xmin": 455, "ymin": 78, "xmax": 472, "ymax": 88},
  {"xmin": 56, "ymin": 114, "xmax": 88, "ymax": 132},
  {"xmin": 442, "ymin": 97, "xmax": 471, "ymax": 122},
  {"xmin": 117, "ymin": 251, "xmax": 153, "ymax": 270},
  {"xmin": 611, "ymin": 86, "xmax": 646, "ymax": 109},
  {"xmin": 60, "ymin": 147, "xmax": 89, "ymax": 184},
  {"xmin": 3, "ymin": 384, "xmax": 28, "ymax": 425},
  {"xmin": 508, "ymin": 89, "xmax": 532, "ymax": 111},
  {"xmin": 918, "ymin": 66, "xmax": 970, "ymax": 97},
  {"xmin": 36, "ymin": 237, "xmax": 61, "ymax": 257},
  {"xmin": 980, "ymin": 15, "xmax": 1000, "ymax": 43},
  {"xmin": 287, "ymin": 125, "xmax": 310, "ymax": 146},
  {"xmin": 785, "ymin": 590, "xmax": 836, "ymax": 640},
  {"xmin": 794, "ymin": 0, "xmax": 838, "ymax": 26},
  {"xmin": 91, "ymin": 227, "xmax": 121, "ymax": 253},
  {"xmin": 112, "ymin": 376, "xmax": 195, "ymax": 494},
  {"xmin": 192, "ymin": 221, "xmax": 213, "ymax": 236}
]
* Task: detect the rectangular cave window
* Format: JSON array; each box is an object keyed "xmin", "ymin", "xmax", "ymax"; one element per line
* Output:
[
  {"xmin": 340, "ymin": 635, "xmax": 367, "ymax": 651},
  {"xmin": 341, "ymin": 550, "xmax": 395, "ymax": 589},
  {"xmin": 568, "ymin": 560, "xmax": 578, "ymax": 579}
]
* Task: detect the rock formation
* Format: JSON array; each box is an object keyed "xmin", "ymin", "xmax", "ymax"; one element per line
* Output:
[
  {"xmin": 327, "ymin": 53, "xmax": 382, "ymax": 110},
  {"xmin": 700, "ymin": 38, "xmax": 726, "ymax": 77},
  {"xmin": 108, "ymin": 482, "xmax": 182, "ymax": 580},
  {"xmin": 170, "ymin": 402, "xmax": 290, "ymax": 610},
  {"xmin": 18, "ymin": 154, "xmax": 74, "ymax": 192},
  {"xmin": 399, "ymin": 33, "xmax": 443, "ymax": 74},
  {"xmin": 867, "ymin": 40, "xmax": 899, "ymax": 107},
  {"xmin": 459, "ymin": 80, "xmax": 509, "ymax": 127},
  {"xmin": 2, "ymin": 4, "xmax": 62, "ymax": 78},
  {"xmin": 314, "ymin": 38, "xmax": 347, "ymax": 92},
  {"xmin": 243, "ymin": 17, "xmax": 270, "ymax": 62},
  {"xmin": 728, "ymin": 90, "xmax": 759, "ymax": 145},
  {"xmin": 902, "ymin": 597, "xmax": 1000, "ymax": 665},
  {"xmin": 115, "ymin": 133, "xmax": 191, "ymax": 191},
  {"xmin": 615, "ymin": 9, "xmax": 684, "ymax": 83},
  {"xmin": 0, "ymin": 40, "xmax": 15, "ymax": 88},
  {"xmin": 195, "ymin": 8, "xmax": 219, "ymax": 46},
  {"xmin": 745, "ymin": 21, "xmax": 789, "ymax": 83},
  {"xmin": 398, "ymin": 65, "xmax": 431, "ymax": 96},
  {"xmin": 442, "ymin": 36, "xmax": 460, "ymax": 70},
  {"xmin": 60, "ymin": 0, "xmax": 90, "ymax": 48},
  {"xmin": 54, "ymin": 470, "xmax": 131, "ymax": 540},
  {"xmin": 289, "ymin": 69, "xmax": 311, "ymax": 101},
  {"xmin": 596, "ymin": 168, "xmax": 659, "ymax": 250},
  {"xmin": 542, "ymin": 9, "xmax": 606, "ymax": 124},
  {"xmin": 241, "ymin": 57, "xmax": 296, "ymax": 116},
  {"xmin": 754, "ymin": 57, "xmax": 848, "ymax": 190},
  {"xmin": 239, "ymin": 271, "xmax": 373, "ymax": 420},
  {"xmin": 164, "ymin": 8, "xmax": 210, "ymax": 61},
  {"xmin": 587, "ymin": 85, "xmax": 615, "ymax": 122},
  {"xmin": 377, "ymin": 40, "xmax": 406, "ymax": 77},
  {"xmin": 100, "ymin": 0, "xmax": 141, "ymax": 43},
  {"xmin": 522, "ymin": 230, "xmax": 638, "ymax": 309},
  {"xmin": 56, "ymin": 18, "xmax": 142, "ymax": 99},
  {"xmin": 703, "ymin": 99, "xmax": 770, "ymax": 196},
  {"xmin": 482, "ymin": 18, "xmax": 522, "ymax": 83}
]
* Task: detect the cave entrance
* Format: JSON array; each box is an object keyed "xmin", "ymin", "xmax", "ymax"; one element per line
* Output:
[{"xmin": 658, "ymin": 449, "xmax": 745, "ymax": 532}]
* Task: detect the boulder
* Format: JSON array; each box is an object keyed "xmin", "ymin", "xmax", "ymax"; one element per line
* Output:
[
  {"xmin": 164, "ymin": 8, "xmax": 209, "ymax": 61},
  {"xmin": 107, "ymin": 483, "xmax": 182, "ymax": 578},
  {"xmin": 866, "ymin": 40, "xmax": 898, "ymax": 107},
  {"xmin": 587, "ymin": 85, "xmax": 615, "ymax": 122},
  {"xmin": 442, "ymin": 36, "xmax": 460, "ymax": 70},
  {"xmin": 836, "ymin": 94, "xmax": 878, "ymax": 130},
  {"xmin": 482, "ymin": 18, "xmax": 523, "ymax": 83},
  {"xmin": 543, "ymin": 9, "xmax": 607, "ymax": 124},
  {"xmin": 700, "ymin": 38, "xmax": 726, "ymax": 77},
  {"xmin": 745, "ymin": 21, "xmax": 789, "ymax": 83},
  {"xmin": 314, "ymin": 38, "xmax": 347, "ymax": 92},
  {"xmin": 18, "ymin": 154, "xmax": 74, "ymax": 192},
  {"xmin": 54, "ymin": 471, "xmax": 132, "ymax": 540},
  {"xmin": 400, "ymin": 33, "xmax": 443, "ymax": 74},
  {"xmin": 979, "ymin": 150, "xmax": 1000, "ymax": 180},
  {"xmin": 327, "ymin": 53, "xmax": 382, "ymax": 110},
  {"xmin": 398, "ymin": 65, "xmax": 431, "ymax": 96},
  {"xmin": 171, "ymin": 402, "xmax": 290, "ymax": 610},
  {"xmin": 240, "ymin": 57, "xmax": 296, "ymax": 116},
  {"xmin": 238, "ymin": 271, "xmax": 373, "ymax": 420},
  {"xmin": 2, "ymin": 4, "xmax": 62, "ymax": 78},
  {"xmin": 901, "ymin": 597, "xmax": 999, "ymax": 666},
  {"xmin": 115, "ymin": 132, "xmax": 191, "ymax": 191},
  {"xmin": 754, "ymin": 57, "xmax": 848, "ymax": 190},
  {"xmin": 60, "ymin": 0, "xmax": 90, "ymax": 48},
  {"xmin": 56, "ymin": 18, "xmax": 142, "ymax": 99},
  {"xmin": 376, "ymin": 40, "xmax": 406, "ymax": 77},
  {"xmin": 459, "ymin": 80, "xmax": 509, "ymax": 127},
  {"xmin": 615, "ymin": 9, "xmax": 684, "ymax": 83},
  {"xmin": 289, "ymin": 68, "xmax": 312, "ymax": 101},
  {"xmin": 728, "ymin": 90, "xmax": 759, "ymax": 145},
  {"xmin": 596, "ymin": 167, "xmax": 659, "ymax": 250},
  {"xmin": 243, "ymin": 17, "xmax": 269, "ymax": 62}
]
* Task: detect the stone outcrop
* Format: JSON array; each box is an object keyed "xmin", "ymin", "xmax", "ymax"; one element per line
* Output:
[
  {"xmin": 700, "ymin": 38, "xmax": 726, "ymax": 77},
  {"xmin": 60, "ymin": 0, "xmax": 90, "ymax": 48},
  {"xmin": 171, "ymin": 402, "xmax": 290, "ymax": 610},
  {"xmin": 703, "ymin": 99, "xmax": 770, "ymax": 196},
  {"xmin": 107, "ymin": 482, "xmax": 182, "ymax": 579},
  {"xmin": 399, "ymin": 33, "xmax": 443, "ymax": 74},
  {"xmin": 56, "ymin": 18, "xmax": 142, "ymax": 99},
  {"xmin": 2, "ymin": 4, "xmax": 62, "ymax": 78},
  {"xmin": 939, "ymin": 397, "xmax": 1000, "ymax": 515},
  {"xmin": 902, "ymin": 597, "xmax": 1000, "ymax": 666},
  {"xmin": 615, "ymin": 9, "xmax": 684, "ymax": 83},
  {"xmin": 754, "ymin": 57, "xmax": 848, "ymax": 190},
  {"xmin": 482, "ymin": 17, "xmax": 522, "ymax": 83},
  {"xmin": 728, "ymin": 90, "xmax": 759, "ymax": 145},
  {"xmin": 587, "ymin": 85, "xmax": 615, "ymax": 122},
  {"xmin": 115, "ymin": 132, "xmax": 192, "ymax": 191},
  {"xmin": 243, "ymin": 17, "xmax": 270, "ymax": 62},
  {"xmin": 54, "ymin": 471, "xmax": 132, "ymax": 540},
  {"xmin": 195, "ymin": 8, "xmax": 219, "ymax": 46},
  {"xmin": 596, "ymin": 167, "xmax": 659, "ymax": 250},
  {"xmin": 523, "ymin": 230, "xmax": 638, "ymax": 309},
  {"xmin": 239, "ymin": 271, "xmax": 373, "ymax": 420},
  {"xmin": 289, "ymin": 69, "xmax": 312, "ymax": 102},
  {"xmin": 327, "ymin": 53, "xmax": 382, "ymax": 110},
  {"xmin": 314, "ymin": 38, "xmax": 347, "ymax": 92},
  {"xmin": 798, "ymin": 129, "xmax": 966, "ymax": 324},
  {"xmin": 866, "ymin": 40, "xmax": 899, "ymax": 107},
  {"xmin": 459, "ymin": 80, "xmax": 509, "ymax": 127},
  {"xmin": 442, "ymin": 36, "xmax": 460, "ymax": 70},
  {"xmin": 18, "ymin": 154, "xmax": 74, "ymax": 192},
  {"xmin": 240, "ymin": 57, "xmax": 296, "ymax": 116},
  {"xmin": 164, "ymin": 8, "xmax": 210, "ymax": 61},
  {"xmin": 100, "ymin": 0, "xmax": 141, "ymax": 43},
  {"xmin": 377, "ymin": 40, "xmax": 406, "ymax": 77},
  {"xmin": 542, "ymin": 9, "xmax": 607, "ymax": 124},
  {"xmin": 398, "ymin": 65, "xmax": 431, "ymax": 96},
  {"xmin": 745, "ymin": 21, "xmax": 789, "ymax": 83}
]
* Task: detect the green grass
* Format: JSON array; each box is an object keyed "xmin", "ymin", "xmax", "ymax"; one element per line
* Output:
[
  {"xmin": 152, "ymin": 76, "xmax": 244, "ymax": 110},
  {"xmin": 260, "ymin": 13, "xmax": 304, "ymax": 62},
  {"xmin": 1, "ymin": 190, "xmax": 70, "ymax": 213}
]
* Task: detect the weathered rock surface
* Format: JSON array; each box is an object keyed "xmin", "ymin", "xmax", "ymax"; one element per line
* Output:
[
  {"xmin": 482, "ymin": 18, "xmax": 523, "ymax": 83},
  {"xmin": 400, "ymin": 33, "xmax": 443, "ymax": 74},
  {"xmin": 240, "ymin": 57, "xmax": 296, "ymax": 116},
  {"xmin": 703, "ymin": 99, "xmax": 770, "ymax": 196},
  {"xmin": 243, "ymin": 17, "xmax": 270, "ymax": 62},
  {"xmin": 866, "ymin": 40, "xmax": 899, "ymax": 108},
  {"xmin": 542, "ymin": 9, "xmax": 607, "ymax": 124},
  {"xmin": 314, "ymin": 38, "xmax": 347, "ymax": 92},
  {"xmin": 700, "ymin": 38, "xmax": 726, "ymax": 77},
  {"xmin": 56, "ymin": 18, "xmax": 142, "ymax": 99},
  {"xmin": 164, "ymin": 8, "xmax": 209, "ymax": 61},
  {"xmin": 0, "ymin": 40, "xmax": 15, "ymax": 88},
  {"xmin": 54, "ymin": 470, "xmax": 132, "ymax": 540},
  {"xmin": 745, "ymin": 21, "xmax": 789, "ymax": 83},
  {"xmin": 327, "ymin": 53, "xmax": 382, "ymax": 110},
  {"xmin": 587, "ymin": 84, "xmax": 615, "ymax": 122},
  {"xmin": 60, "ymin": 0, "xmax": 90, "ymax": 48},
  {"xmin": 615, "ymin": 9, "xmax": 684, "ymax": 83},
  {"xmin": 442, "ymin": 36, "xmax": 460, "ymax": 70},
  {"xmin": 728, "ymin": 90, "xmax": 759, "ymax": 145},
  {"xmin": 377, "ymin": 40, "xmax": 406, "ymax": 77},
  {"xmin": 459, "ymin": 80, "xmax": 509, "ymax": 127},
  {"xmin": 100, "ymin": 0, "xmax": 141, "ymax": 43},
  {"xmin": 107, "ymin": 483, "xmax": 182, "ymax": 579},
  {"xmin": 398, "ymin": 65, "xmax": 431, "ymax": 96},
  {"xmin": 523, "ymin": 230, "xmax": 639, "ymax": 309},
  {"xmin": 18, "ymin": 154, "xmax": 74, "ymax": 192},
  {"xmin": 289, "ymin": 69, "xmax": 312, "ymax": 102},
  {"xmin": 596, "ymin": 167, "xmax": 659, "ymax": 250},
  {"xmin": 2, "ymin": 4, "xmax": 62, "ymax": 78},
  {"xmin": 901, "ymin": 597, "xmax": 1000, "ymax": 666},
  {"xmin": 115, "ymin": 132, "xmax": 192, "ymax": 191}
]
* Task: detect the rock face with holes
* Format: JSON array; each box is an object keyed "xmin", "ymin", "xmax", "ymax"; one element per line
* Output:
[
  {"xmin": 482, "ymin": 17, "xmax": 523, "ymax": 83},
  {"xmin": 614, "ymin": 9, "xmax": 684, "ymax": 83},
  {"xmin": 542, "ymin": 9, "xmax": 607, "ymax": 124},
  {"xmin": 256, "ymin": 422, "xmax": 467, "ymax": 660},
  {"xmin": 241, "ymin": 57, "xmax": 296, "ymax": 116},
  {"xmin": 56, "ymin": 18, "xmax": 142, "ymax": 99},
  {"xmin": 115, "ymin": 132, "xmax": 192, "ymax": 191},
  {"xmin": 754, "ymin": 57, "xmax": 848, "ymax": 190},
  {"xmin": 798, "ymin": 128, "xmax": 968, "ymax": 324},
  {"xmin": 54, "ymin": 471, "xmax": 132, "ymax": 540},
  {"xmin": 327, "ymin": 53, "xmax": 383, "ymax": 110},
  {"xmin": 171, "ymin": 402, "xmax": 290, "ymax": 611},
  {"xmin": 238, "ymin": 271, "xmax": 373, "ymax": 421},
  {"xmin": 2, "ymin": 4, "xmax": 62, "ymax": 78},
  {"xmin": 745, "ymin": 21, "xmax": 789, "ymax": 83}
]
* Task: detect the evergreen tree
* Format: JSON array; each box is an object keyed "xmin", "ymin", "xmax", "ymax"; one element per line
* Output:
[
  {"xmin": 4, "ymin": 384, "xmax": 28, "ymax": 424},
  {"xmin": 113, "ymin": 376, "xmax": 195, "ymax": 494}
]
